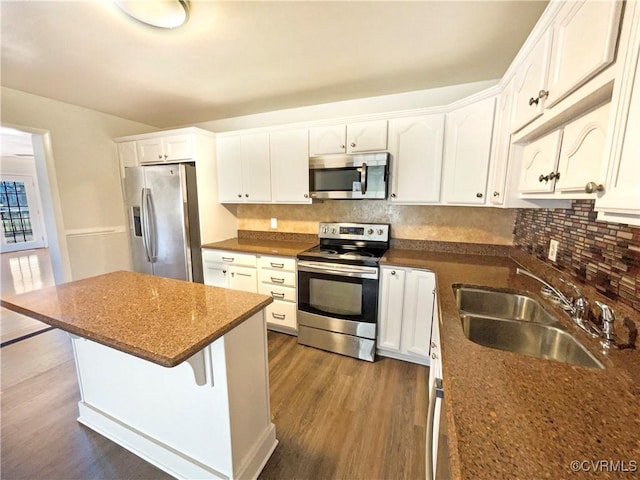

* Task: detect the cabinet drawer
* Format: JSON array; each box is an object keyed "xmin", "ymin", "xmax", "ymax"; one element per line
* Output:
[
  {"xmin": 259, "ymin": 270, "xmax": 296, "ymax": 287},
  {"xmin": 265, "ymin": 300, "xmax": 297, "ymax": 330},
  {"xmin": 202, "ymin": 249, "xmax": 257, "ymax": 267},
  {"xmin": 257, "ymin": 255, "xmax": 296, "ymax": 272},
  {"xmin": 259, "ymin": 283, "xmax": 296, "ymax": 302}
]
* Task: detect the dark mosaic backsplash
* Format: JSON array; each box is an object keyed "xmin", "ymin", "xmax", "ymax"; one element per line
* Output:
[{"xmin": 514, "ymin": 200, "xmax": 640, "ymax": 312}]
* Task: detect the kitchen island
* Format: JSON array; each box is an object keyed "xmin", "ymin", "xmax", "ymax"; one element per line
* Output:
[{"xmin": 1, "ymin": 271, "xmax": 277, "ymax": 480}]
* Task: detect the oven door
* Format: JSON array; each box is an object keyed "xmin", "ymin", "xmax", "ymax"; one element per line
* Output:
[{"xmin": 297, "ymin": 261, "xmax": 379, "ymax": 339}]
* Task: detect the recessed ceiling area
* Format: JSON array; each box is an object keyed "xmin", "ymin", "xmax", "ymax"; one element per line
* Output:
[{"xmin": 1, "ymin": 1, "xmax": 548, "ymax": 128}]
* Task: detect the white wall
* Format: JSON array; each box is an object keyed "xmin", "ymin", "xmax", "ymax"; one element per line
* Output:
[
  {"xmin": 1, "ymin": 87, "xmax": 155, "ymax": 280},
  {"xmin": 192, "ymin": 79, "xmax": 498, "ymax": 132}
]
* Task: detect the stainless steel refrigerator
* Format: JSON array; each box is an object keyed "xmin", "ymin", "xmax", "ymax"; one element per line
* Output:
[{"xmin": 124, "ymin": 163, "xmax": 203, "ymax": 283}]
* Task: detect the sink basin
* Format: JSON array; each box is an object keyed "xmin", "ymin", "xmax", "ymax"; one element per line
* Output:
[
  {"xmin": 460, "ymin": 315, "xmax": 604, "ymax": 369},
  {"xmin": 453, "ymin": 286, "xmax": 604, "ymax": 369},
  {"xmin": 454, "ymin": 286, "xmax": 558, "ymax": 325}
]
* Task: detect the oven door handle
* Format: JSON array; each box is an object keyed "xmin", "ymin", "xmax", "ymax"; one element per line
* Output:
[{"xmin": 297, "ymin": 262, "xmax": 378, "ymax": 279}]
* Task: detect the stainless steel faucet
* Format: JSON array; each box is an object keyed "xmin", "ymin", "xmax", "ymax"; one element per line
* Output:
[
  {"xmin": 596, "ymin": 301, "xmax": 618, "ymax": 350},
  {"xmin": 515, "ymin": 268, "xmax": 599, "ymax": 337}
]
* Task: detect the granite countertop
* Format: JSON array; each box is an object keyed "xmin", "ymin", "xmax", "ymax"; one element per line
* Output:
[
  {"xmin": 382, "ymin": 248, "xmax": 640, "ymax": 479},
  {"xmin": 202, "ymin": 238, "xmax": 317, "ymax": 257},
  {"xmin": 0, "ymin": 271, "xmax": 272, "ymax": 368}
]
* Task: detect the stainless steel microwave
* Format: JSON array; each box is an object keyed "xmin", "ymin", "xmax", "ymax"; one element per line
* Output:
[{"xmin": 308, "ymin": 152, "xmax": 389, "ymax": 200}]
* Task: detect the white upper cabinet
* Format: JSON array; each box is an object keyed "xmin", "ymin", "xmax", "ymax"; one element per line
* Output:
[
  {"xmin": 546, "ymin": 0, "xmax": 623, "ymax": 108},
  {"xmin": 387, "ymin": 114, "xmax": 444, "ymax": 204},
  {"xmin": 555, "ymin": 102, "xmax": 611, "ymax": 194},
  {"xmin": 117, "ymin": 141, "xmax": 139, "ymax": 177},
  {"xmin": 137, "ymin": 134, "xmax": 194, "ymax": 164},
  {"xmin": 488, "ymin": 81, "xmax": 515, "ymax": 205},
  {"xmin": 309, "ymin": 120, "xmax": 387, "ymax": 155},
  {"xmin": 519, "ymin": 130, "xmax": 563, "ymax": 194},
  {"xmin": 442, "ymin": 96, "xmax": 496, "ymax": 205},
  {"xmin": 596, "ymin": 1, "xmax": 640, "ymax": 226},
  {"xmin": 512, "ymin": 29, "xmax": 553, "ymax": 132},
  {"xmin": 270, "ymin": 128, "xmax": 310, "ymax": 203},
  {"xmin": 217, "ymin": 133, "xmax": 271, "ymax": 203}
]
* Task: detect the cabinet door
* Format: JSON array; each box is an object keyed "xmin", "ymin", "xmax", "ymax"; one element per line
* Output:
[
  {"xmin": 388, "ymin": 114, "xmax": 444, "ymax": 203},
  {"xmin": 270, "ymin": 128, "xmax": 311, "ymax": 203},
  {"xmin": 228, "ymin": 266, "xmax": 258, "ymax": 293},
  {"xmin": 117, "ymin": 141, "xmax": 139, "ymax": 177},
  {"xmin": 555, "ymin": 102, "xmax": 610, "ymax": 193},
  {"xmin": 442, "ymin": 96, "xmax": 496, "ymax": 204},
  {"xmin": 377, "ymin": 267, "xmax": 406, "ymax": 352},
  {"xmin": 512, "ymin": 29, "xmax": 553, "ymax": 132},
  {"xmin": 216, "ymin": 136, "xmax": 244, "ymax": 203},
  {"xmin": 519, "ymin": 130, "xmax": 563, "ymax": 193},
  {"xmin": 596, "ymin": 2, "xmax": 640, "ymax": 224},
  {"xmin": 203, "ymin": 262, "xmax": 228, "ymax": 287},
  {"xmin": 137, "ymin": 138, "xmax": 164, "ymax": 164},
  {"xmin": 163, "ymin": 134, "xmax": 193, "ymax": 161},
  {"xmin": 546, "ymin": 1, "xmax": 622, "ymax": 108},
  {"xmin": 309, "ymin": 125, "xmax": 346, "ymax": 155},
  {"xmin": 401, "ymin": 269, "xmax": 435, "ymax": 361},
  {"xmin": 488, "ymin": 82, "xmax": 514, "ymax": 205},
  {"xmin": 241, "ymin": 133, "xmax": 272, "ymax": 202},
  {"xmin": 346, "ymin": 120, "xmax": 388, "ymax": 153}
]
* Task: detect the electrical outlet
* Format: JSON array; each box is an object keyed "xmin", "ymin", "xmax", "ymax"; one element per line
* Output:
[
  {"xmin": 548, "ymin": 239, "xmax": 559, "ymax": 262},
  {"xmin": 270, "ymin": 218, "xmax": 278, "ymax": 229}
]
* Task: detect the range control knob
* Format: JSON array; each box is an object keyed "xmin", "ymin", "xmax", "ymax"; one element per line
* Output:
[
  {"xmin": 367, "ymin": 228, "xmax": 374, "ymax": 235},
  {"xmin": 331, "ymin": 227, "xmax": 337, "ymax": 234},
  {"xmin": 376, "ymin": 228, "xmax": 384, "ymax": 235},
  {"xmin": 321, "ymin": 226, "xmax": 327, "ymax": 233}
]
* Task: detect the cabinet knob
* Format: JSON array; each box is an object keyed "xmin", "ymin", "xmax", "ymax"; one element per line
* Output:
[
  {"xmin": 585, "ymin": 182, "xmax": 604, "ymax": 194},
  {"xmin": 304, "ymin": 193, "xmax": 309, "ymax": 198},
  {"xmin": 529, "ymin": 90, "xmax": 549, "ymax": 106},
  {"xmin": 340, "ymin": 145, "xmax": 345, "ymax": 149},
  {"xmin": 529, "ymin": 96, "xmax": 539, "ymax": 106},
  {"xmin": 391, "ymin": 270, "xmax": 396, "ymax": 276},
  {"xmin": 549, "ymin": 171, "xmax": 560, "ymax": 180},
  {"xmin": 493, "ymin": 191, "xmax": 500, "ymax": 197},
  {"xmin": 222, "ymin": 270, "xmax": 227, "ymax": 274},
  {"xmin": 237, "ymin": 194, "xmax": 242, "ymax": 198},
  {"xmin": 245, "ymin": 194, "xmax": 249, "ymax": 197},
  {"xmin": 158, "ymin": 154, "xmax": 163, "ymax": 159},
  {"xmin": 476, "ymin": 192, "xmax": 483, "ymax": 198},
  {"xmin": 431, "ymin": 342, "xmax": 437, "ymax": 348},
  {"xmin": 431, "ymin": 352, "xmax": 438, "ymax": 360},
  {"xmin": 391, "ymin": 193, "xmax": 396, "ymax": 198},
  {"xmin": 350, "ymin": 142, "xmax": 356, "ymax": 148},
  {"xmin": 538, "ymin": 174, "xmax": 549, "ymax": 183},
  {"xmin": 163, "ymin": 154, "xmax": 168, "ymax": 159},
  {"xmin": 538, "ymin": 89, "xmax": 549, "ymax": 100}
]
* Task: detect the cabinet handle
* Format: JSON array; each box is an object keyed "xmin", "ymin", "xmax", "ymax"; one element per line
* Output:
[
  {"xmin": 222, "ymin": 257, "xmax": 234, "ymax": 262},
  {"xmin": 493, "ymin": 191, "xmax": 500, "ymax": 197},
  {"xmin": 529, "ymin": 89, "xmax": 549, "ymax": 106},
  {"xmin": 585, "ymin": 182, "xmax": 604, "ymax": 194},
  {"xmin": 270, "ymin": 262, "xmax": 285, "ymax": 268},
  {"xmin": 271, "ymin": 291, "xmax": 285, "ymax": 299},
  {"xmin": 271, "ymin": 313, "xmax": 286, "ymax": 320},
  {"xmin": 235, "ymin": 272, "xmax": 252, "ymax": 277},
  {"xmin": 271, "ymin": 277, "xmax": 285, "ymax": 284},
  {"xmin": 538, "ymin": 174, "xmax": 549, "ymax": 183},
  {"xmin": 350, "ymin": 142, "xmax": 356, "ymax": 148},
  {"xmin": 391, "ymin": 193, "xmax": 397, "ymax": 198},
  {"xmin": 476, "ymin": 192, "xmax": 483, "ymax": 198}
]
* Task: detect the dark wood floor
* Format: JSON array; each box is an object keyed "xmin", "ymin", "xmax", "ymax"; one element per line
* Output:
[{"xmin": 1, "ymin": 330, "xmax": 428, "ymax": 480}]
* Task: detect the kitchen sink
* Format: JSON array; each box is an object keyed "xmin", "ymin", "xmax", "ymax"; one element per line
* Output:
[
  {"xmin": 455, "ymin": 286, "xmax": 558, "ymax": 325},
  {"xmin": 453, "ymin": 286, "xmax": 604, "ymax": 369}
]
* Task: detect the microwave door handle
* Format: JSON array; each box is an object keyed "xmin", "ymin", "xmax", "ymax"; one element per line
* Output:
[{"xmin": 360, "ymin": 162, "xmax": 367, "ymax": 194}]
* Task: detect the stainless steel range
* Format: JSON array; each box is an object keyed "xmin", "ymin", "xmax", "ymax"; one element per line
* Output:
[{"xmin": 296, "ymin": 222, "xmax": 390, "ymax": 362}]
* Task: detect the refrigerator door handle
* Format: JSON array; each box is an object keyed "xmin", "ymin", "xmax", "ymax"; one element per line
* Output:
[
  {"xmin": 145, "ymin": 188, "xmax": 158, "ymax": 262},
  {"xmin": 140, "ymin": 188, "xmax": 151, "ymax": 262}
]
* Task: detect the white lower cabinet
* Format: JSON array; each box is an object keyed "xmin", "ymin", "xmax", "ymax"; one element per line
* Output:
[
  {"xmin": 377, "ymin": 266, "xmax": 436, "ymax": 365},
  {"xmin": 202, "ymin": 249, "xmax": 258, "ymax": 293}
]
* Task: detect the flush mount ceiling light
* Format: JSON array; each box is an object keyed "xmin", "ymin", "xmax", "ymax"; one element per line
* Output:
[{"xmin": 114, "ymin": 0, "xmax": 189, "ymax": 29}]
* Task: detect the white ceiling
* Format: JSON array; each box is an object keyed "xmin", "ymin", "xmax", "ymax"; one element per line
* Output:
[{"xmin": 1, "ymin": 1, "xmax": 548, "ymax": 129}]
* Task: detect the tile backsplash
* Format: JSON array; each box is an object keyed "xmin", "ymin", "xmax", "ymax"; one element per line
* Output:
[
  {"xmin": 514, "ymin": 200, "xmax": 640, "ymax": 312},
  {"xmin": 237, "ymin": 201, "xmax": 517, "ymax": 245}
]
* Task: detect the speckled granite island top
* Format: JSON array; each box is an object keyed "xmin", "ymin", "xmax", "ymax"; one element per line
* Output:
[
  {"xmin": 382, "ymin": 248, "xmax": 640, "ymax": 480},
  {"xmin": 0, "ymin": 271, "xmax": 273, "ymax": 367},
  {"xmin": 201, "ymin": 238, "xmax": 316, "ymax": 257}
]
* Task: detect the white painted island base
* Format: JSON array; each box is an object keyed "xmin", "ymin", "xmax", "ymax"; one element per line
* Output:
[{"xmin": 70, "ymin": 312, "xmax": 277, "ymax": 480}]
